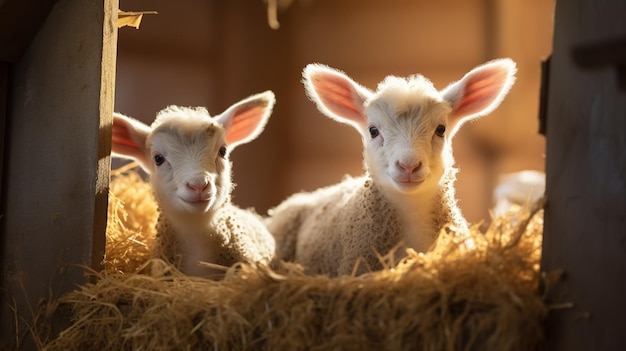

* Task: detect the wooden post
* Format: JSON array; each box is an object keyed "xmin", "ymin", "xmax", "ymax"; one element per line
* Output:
[
  {"xmin": 0, "ymin": 0, "xmax": 117, "ymax": 349},
  {"xmin": 541, "ymin": 1, "xmax": 626, "ymax": 350}
]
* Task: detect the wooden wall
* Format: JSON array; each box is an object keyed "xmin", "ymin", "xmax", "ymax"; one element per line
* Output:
[
  {"xmin": 540, "ymin": 1, "xmax": 626, "ymax": 350},
  {"xmin": 0, "ymin": 1, "xmax": 117, "ymax": 349},
  {"xmin": 115, "ymin": 0, "xmax": 554, "ymax": 224}
]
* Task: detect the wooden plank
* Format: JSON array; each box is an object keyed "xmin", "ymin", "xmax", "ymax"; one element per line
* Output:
[
  {"xmin": 540, "ymin": 1, "xmax": 626, "ymax": 350},
  {"xmin": 0, "ymin": 0, "xmax": 117, "ymax": 349},
  {"xmin": 0, "ymin": 63, "xmax": 6, "ymax": 212}
]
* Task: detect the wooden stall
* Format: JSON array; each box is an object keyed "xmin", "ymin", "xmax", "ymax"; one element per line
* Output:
[{"xmin": 3, "ymin": 0, "xmax": 624, "ymax": 350}]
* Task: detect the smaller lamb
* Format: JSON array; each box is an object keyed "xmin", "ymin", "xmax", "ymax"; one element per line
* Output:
[
  {"xmin": 111, "ymin": 91, "xmax": 276, "ymax": 278},
  {"xmin": 267, "ymin": 59, "xmax": 516, "ymax": 276}
]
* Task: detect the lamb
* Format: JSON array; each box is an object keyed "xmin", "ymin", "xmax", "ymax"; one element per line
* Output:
[
  {"xmin": 267, "ymin": 59, "xmax": 516, "ymax": 276},
  {"xmin": 111, "ymin": 91, "xmax": 276, "ymax": 278}
]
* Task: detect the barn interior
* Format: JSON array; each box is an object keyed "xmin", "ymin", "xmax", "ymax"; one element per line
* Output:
[{"xmin": 1, "ymin": 1, "xmax": 625, "ymax": 350}]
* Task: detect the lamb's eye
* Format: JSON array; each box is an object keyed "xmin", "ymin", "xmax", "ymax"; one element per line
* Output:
[
  {"xmin": 369, "ymin": 126, "xmax": 380, "ymax": 139},
  {"xmin": 154, "ymin": 154, "xmax": 165, "ymax": 166},
  {"xmin": 435, "ymin": 124, "xmax": 446, "ymax": 137},
  {"xmin": 218, "ymin": 146, "xmax": 227, "ymax": 158}
]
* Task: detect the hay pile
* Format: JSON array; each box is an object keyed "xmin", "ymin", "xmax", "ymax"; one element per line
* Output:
[{"xmin": 41, "ymin": 167, "xmax": 546, "ymax": 351}]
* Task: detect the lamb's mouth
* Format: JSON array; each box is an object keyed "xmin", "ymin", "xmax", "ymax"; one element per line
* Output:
[
  {"xmin": 181, "ymin": 198, "xmax": 212, "ymax": 211},
  {"xmin": 393, "ymin": 178, "xmax": 425, "ymax": 190}
]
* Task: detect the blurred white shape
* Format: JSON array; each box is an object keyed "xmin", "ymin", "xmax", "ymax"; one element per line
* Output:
[{"xmin": 492, "ymin": 170, "xmax": 545, "ymax": 216}]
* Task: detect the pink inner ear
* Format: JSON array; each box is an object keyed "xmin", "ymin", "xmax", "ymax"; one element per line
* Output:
[
  {"xmin": 309, "ymin": 72, "xmax": 367, "ymax": 125},
  {"xmin": 451, "ymin": 66, "xmax": 512, "ymax": 119},
  {"xmin": 110, "ymin": 115, "xmax": 152, "ymax": 172},
  {"xmin": 225, "ymin": 103, "xmax": 267, "ymax": 145},
  {"xmin": 112, "ymin": 125, "xmax": 141, "ymax": 151},
  {"xmin": 314, "ymin": 75, "xmax": 362, "ymax": 115},
  {"xmin": 111, "ymin": 118, "xmax": 144, "ymax": 157}
]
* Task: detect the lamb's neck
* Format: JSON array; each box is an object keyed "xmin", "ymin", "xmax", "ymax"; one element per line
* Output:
[
  {"xmin": 383, "ymin": 183, "xmax": 444, "ymax": 253},
  {"xmin": 159, "ymin": 210, "xmax": 220, "ymax": 275},
  {"xmin": 167, "ymin": 211, "xmax": 214, "ymax": 236}
]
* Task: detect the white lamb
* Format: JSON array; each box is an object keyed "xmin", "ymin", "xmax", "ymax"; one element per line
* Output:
[
  {"xmin": 111, "ymin": 91, "xmax": 276, "ymax": 278},
  {"xmin": 267, "ymin": 59, "xmax": 517, "ymax": 276}
]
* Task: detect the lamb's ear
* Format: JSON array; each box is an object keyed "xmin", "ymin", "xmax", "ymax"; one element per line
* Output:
[
  {"xmin": 441, "ymin": 58, "xmax": 516, "ymax": 136},
  {"xmin": 216, "ymin": 90, "xmax": 275, "ymax": 149},
  {"xmin": 111, "ymin": 113, "xmax": 153, "ymax": 173},
  {"xmin": 303, "ymin": 64, "xmax": 373, "ymax": 130}
]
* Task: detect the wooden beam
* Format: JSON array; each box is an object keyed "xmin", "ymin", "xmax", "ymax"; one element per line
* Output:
[
  {"xmin": 0, "ymin": 63, "xmax": 6, "ymax": 213},
  {"xmin": 0, "ymin": 0, "xmax": 117, "ymax": 348},
  {"xmin": 540, "ymin": 1, "xmax": 626, "ymax": 350}
]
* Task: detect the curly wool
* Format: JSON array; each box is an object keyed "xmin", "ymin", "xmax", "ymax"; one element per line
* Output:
[
  {"xmin": 269, "ymin": 170, "xmax": 463, "ymax": 277},
  {"xmin": 155, "ymin": 204, "xmax": 275, "ymax": 276}
]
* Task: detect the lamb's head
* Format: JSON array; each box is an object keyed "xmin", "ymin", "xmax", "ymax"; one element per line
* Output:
[
  {"xmin": 303, "ymin": 59, "xmax": 516, "ymax": 195},
  {"xmin": 111, "ymin": 91, "xmax": 275, "ymax": 219}
]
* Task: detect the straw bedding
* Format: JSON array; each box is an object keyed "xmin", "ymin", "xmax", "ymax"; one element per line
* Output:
[{"xmin": 40, "ymin": 166, "xmax": 547, "ymax": 350}]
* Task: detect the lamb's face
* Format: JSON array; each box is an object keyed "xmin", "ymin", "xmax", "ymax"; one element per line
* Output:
[
  {"xmin": 303, "ymin": 60, "xmax": 516, "ymax": 199},
  {"xmin": 362, "ymin": 76, "xmax": 453, "ymax": 195},
  {"xmin": 147, "ymin": 111, "xmax": 232, "ymax": 217}
]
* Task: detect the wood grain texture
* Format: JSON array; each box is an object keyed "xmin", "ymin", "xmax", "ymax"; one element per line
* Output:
[
  {"xmin": 0, "ymin": 0, "xmax": 117, "ymax": 348},
  {"xmin": 541, "ymin": 1, "xmax": 626, "ymax": 350}
]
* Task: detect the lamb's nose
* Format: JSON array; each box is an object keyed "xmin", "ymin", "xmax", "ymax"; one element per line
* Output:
[
  {"xmin": 396, "ymin": 161, "xmax": 421, "ymax": 175},
  {"xmin": 186, "ymin": 181, "xmax": 208, "ymax": 194}
]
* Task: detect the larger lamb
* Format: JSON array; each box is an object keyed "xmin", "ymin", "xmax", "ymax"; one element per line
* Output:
[{"xmin": 267, "ymin": 59, "xmax": 516, "ymax": 276}]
